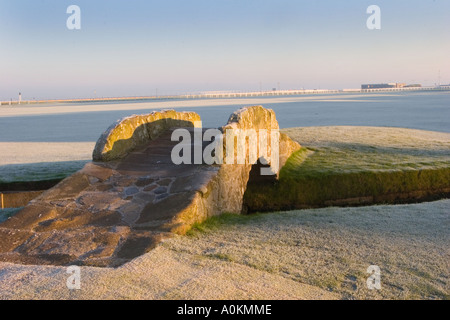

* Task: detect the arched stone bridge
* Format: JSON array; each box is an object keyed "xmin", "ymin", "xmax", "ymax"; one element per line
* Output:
[{"xmin": 0, "ymin": 106, "xmax": 300, "ymax": 267}]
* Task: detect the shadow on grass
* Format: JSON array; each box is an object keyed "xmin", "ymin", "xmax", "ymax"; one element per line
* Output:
[{"xmin": 186, "ymin": 213, "xmax": 268, "ymax": 236}]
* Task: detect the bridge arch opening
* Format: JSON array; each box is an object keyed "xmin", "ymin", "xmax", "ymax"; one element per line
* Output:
[{"xmin": 241, "ymin": 157, "xmax": 278, "ymax": 214}]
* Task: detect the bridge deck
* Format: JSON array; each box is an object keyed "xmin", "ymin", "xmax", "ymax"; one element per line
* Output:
[{"xmin": 0, "ymin": 128, "xmax": 220, "ymax": 267}]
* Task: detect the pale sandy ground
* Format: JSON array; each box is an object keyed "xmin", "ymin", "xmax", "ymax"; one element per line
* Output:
[
  {"xmin": 0, "ymin": 95, "xmax": 390, "ymax": 118},
  {"xmin": 0, "ymin": 200, "xmax": 448, "ymax": 300}
]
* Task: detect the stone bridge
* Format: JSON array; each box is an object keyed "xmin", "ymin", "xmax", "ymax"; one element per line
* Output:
[{"xmin": 0, "ymin": 106, "xmax": 300, "ymax": 267}]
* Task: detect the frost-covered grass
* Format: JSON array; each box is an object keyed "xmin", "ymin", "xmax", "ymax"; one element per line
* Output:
[
  {"xmin": 0, "ymin": 142, "xmax": 94, "ymax": 184},
  {"xmin": 1, "ymin": 200, "xmax": 448, "ymax": 300},
  {"xmin": 183, "ymin": 200, "xmax": 450, "ymax": 300},
  {"xmin": 282, "ymin": 126, "xmax": 450, "ymax": 175},
  {"xmin": 0, "ymin": 161, "xmax": 89, "ymax": 184}
]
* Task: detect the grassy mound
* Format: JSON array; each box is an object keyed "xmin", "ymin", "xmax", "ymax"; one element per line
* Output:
[{"xmin": 244, "ymin": 127, "xmax": 450, "ymax": 211}]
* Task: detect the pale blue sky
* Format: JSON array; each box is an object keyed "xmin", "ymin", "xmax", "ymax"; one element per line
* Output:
[{"xmin": 0, "ymin": 0, "xmax": 449, "ymax": 100}]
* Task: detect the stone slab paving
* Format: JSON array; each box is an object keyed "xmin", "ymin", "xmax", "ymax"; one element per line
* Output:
[
  {"xmin": 0, "ymin": 128, "xmax": 220, "ymax": 267},
  {"xmin": 0, "ymin": 106, "xmax": 300, "ymax": 268}
]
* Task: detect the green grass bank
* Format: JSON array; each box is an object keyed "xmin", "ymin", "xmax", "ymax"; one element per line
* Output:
[{"xmin": 244, "ymin": 127, "xmax": 450, "ymax": 212}]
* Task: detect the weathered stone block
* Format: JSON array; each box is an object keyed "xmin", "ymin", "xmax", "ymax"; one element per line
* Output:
[{"xmin": 93, "ymin": 110, "xmax": 201, "ymax": 161}]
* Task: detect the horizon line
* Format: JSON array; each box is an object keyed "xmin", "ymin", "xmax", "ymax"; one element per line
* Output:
[{"xmin": 1, "ymin": 86, "xmax": 450, "ymax": 106}]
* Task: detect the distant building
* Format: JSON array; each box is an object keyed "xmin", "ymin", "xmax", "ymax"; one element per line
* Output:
[
  {"xmin": 362, "ymin": 83, "xmax": 395, "ymax": 89},
  {"xmin": 361, "ymin": 83, "xmax": 407, "ymax": 89},
  {"xmin": 404, "ymin": 84, "xmax": 422, "ymax": 88}
]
